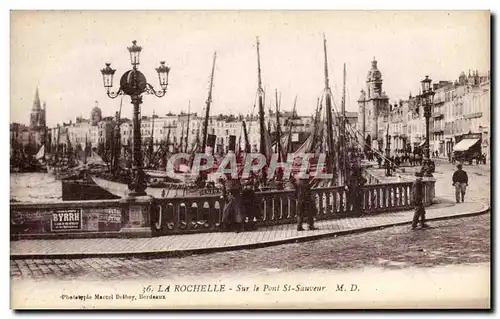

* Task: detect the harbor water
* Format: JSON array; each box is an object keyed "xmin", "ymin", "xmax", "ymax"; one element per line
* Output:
[{"xmin": 10, "ymin": 173, "xmax": 62, "ymax": 203}]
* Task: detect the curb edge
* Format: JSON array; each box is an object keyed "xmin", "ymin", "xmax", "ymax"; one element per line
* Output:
[{"xmin": 10, "ymin": 205, "xmax": 490, "ymax": 260}]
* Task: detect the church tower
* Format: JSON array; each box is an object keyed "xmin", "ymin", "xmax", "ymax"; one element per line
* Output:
[
  {"xmin": 30, "ymin": 87, "xmax": 43, "ymax": 129},
  {"xmin": 358, "ymin": 58, "xmax": 389, "ymax": 150},
  {"xmin": 29, "ymin": 87, "xmax": 47, "ymax": 148}
]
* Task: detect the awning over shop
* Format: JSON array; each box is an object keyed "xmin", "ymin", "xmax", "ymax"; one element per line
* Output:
[{"xmin": 453, "ymin": 138, "xmax": 480, "ymax": 152}]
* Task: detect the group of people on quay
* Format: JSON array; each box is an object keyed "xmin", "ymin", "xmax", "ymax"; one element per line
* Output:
[
  {"xmin": 363, "ymin": 151, "xmax": 427, "ymax": 169},
  {"xmin": 219, "ymin": 175, "xmax": 261, "ymax": 233},
  {"xmin": 215, "ymin": 160, "xmax": 369, "ymax": 233},
  {"xmin": 217, "ymin": 173, "xmax": 321, "ymax": 233},
  {"xmin": 448, "ymin": 151, "xmax": 487, "ymax": 165}
]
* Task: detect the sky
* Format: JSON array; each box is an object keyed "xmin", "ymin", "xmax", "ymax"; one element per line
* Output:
[{"xmin": 10, "ymin": 10, "xmax": 490, "ymax": 127}]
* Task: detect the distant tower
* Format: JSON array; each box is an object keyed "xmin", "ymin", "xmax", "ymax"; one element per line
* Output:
[
  {"xmin": 29, "ymin": 87, "xmax": 47, "ymax": 147},
  {"xmin": 30, "ymin": 87, "xmax": 45, "ymax": 129},
  {"xmin": 358, "ymin": 58, "xmax": 389, "ymax": 150},
  {"xmin": 91, "ymin": 101, "xmax": 102, "ymax": 125}
]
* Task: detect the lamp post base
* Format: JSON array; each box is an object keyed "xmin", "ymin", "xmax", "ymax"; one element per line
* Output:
[
  {"xmin": 420, "ymin": 157, "xmax": 435, "ymax": 177},
  {"xmin": 127, "ymin": 168, "xmax": 148, "ymax": 197}
]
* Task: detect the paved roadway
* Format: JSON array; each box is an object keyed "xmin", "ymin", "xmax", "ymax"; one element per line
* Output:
[
  {"xmin": 10, "ymin": 161, "xmax": 490, "ymax": 281},
  {"xmin": 369, "ymin": 159, "xmax": 490, "ymax": 205}
]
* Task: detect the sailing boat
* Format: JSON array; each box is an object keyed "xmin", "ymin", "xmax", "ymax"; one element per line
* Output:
[
  {"xmin": 61, "ymin": 142, "xmax": 120, "ymax": 201},
  {"xmin": 46, "ymin": 132, "xmax": 81, "ymax": 179}
]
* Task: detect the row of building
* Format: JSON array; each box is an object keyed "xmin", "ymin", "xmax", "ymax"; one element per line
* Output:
[
  {"xmin": 11, "ymin": 88, "xmax": 359, "ymax": 156},
  {"xmin": 50, "ymin": 108, "xmax": 358, "ymax": 155},
  {"xmin": 357, "ymin": 59, "xmax": 490, "ymax": 160}
]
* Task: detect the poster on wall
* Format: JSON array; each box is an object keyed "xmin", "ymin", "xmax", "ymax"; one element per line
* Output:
[
  {"xmin": 85, "ymin": 211, "xmax": 100, "ymax": 232},
  {"xmin": 51, "ymin": 209, "xmax": 82, "ymax": 231}
]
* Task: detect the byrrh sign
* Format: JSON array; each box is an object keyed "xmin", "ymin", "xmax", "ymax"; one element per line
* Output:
[{"xmin": 51, "ymin": 209, "xmax": 82, "ymax": 231}]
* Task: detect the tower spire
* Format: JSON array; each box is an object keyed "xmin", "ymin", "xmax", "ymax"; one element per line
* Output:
[{"xmin": 33, "ymin": 87, "xmax": 41, "ymax": 111}]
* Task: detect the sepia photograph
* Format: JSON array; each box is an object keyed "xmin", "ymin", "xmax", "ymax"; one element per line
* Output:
[{"xmin": 9, "ymin": 10, "xmax": 491, "ymax": 309}]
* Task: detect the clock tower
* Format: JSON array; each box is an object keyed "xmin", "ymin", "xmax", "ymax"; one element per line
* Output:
[{"xmin": 357, "ymin": 58, "xmax": 389, "ymax": 150}]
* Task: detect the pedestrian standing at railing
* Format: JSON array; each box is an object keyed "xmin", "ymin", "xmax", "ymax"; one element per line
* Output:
[
  {"xmin": 293, "ymin": 174, "xmax": 318, "ymax": 231},
  {"xmin": 220, "ymin": 177, "xmax": 244, "ymax": 233},
  {"xmin": 346, "ymin": 167, "xmax": 367, "ymax": 216},
  {"xmin": 411, "ymin": 171, "xmax": 429, "ymax": 230},
  {"xmin": 452, "ymin": 164, "xmax": 468, "ymax": 203},
  {"xmin": 241, "ymin": 179, "xmax": 261, "ymax": 230}
]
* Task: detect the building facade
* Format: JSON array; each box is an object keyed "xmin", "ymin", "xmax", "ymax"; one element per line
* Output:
[{"xmin": 357, "ymin": 65, "xmax": 490, "ymax": 160}]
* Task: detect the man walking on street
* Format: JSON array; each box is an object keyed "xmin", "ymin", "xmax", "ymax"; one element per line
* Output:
[
  {"xmin": 411, "ymin": 171, "xmax": 429, "ymax": 230},
  {"xmin": 452, "ymin": 164, "xmax": 468, "ymax": 203}
]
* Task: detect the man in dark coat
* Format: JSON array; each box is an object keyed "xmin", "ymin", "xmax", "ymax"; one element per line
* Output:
[
  {"xmin": 241, "ymin": 179, "xmax": 261, "ymax": 230},
  {"xmin": 294, "ymin": 175, "xmax": 318, "ymax": 231},
  {"xmin": 346, "ymin": 164, "xmax": 367, "ymax": 216},
  {"xmin": 411, "ymin": 171, "xmax": 428, "ymax": 230},
  {"xmin": 452, "ymin": 164, "xmax": 468, "ymax": 203},
  {"xmin": 221, "ymin": 177, "xmax": 244, "ymax": 232}
]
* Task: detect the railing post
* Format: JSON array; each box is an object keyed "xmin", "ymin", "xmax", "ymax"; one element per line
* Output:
[{"xmin": 119, "ymin": 195, "xmax": 153, "ymax": 237}]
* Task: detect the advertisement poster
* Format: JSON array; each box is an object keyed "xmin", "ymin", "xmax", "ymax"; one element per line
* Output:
[{"xmin": 51, "ymin": 209, "xmax": 82, "ymax": 231}]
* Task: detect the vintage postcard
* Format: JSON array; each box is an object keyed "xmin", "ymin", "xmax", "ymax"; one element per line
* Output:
[{"xmin": 10, "ymin": 10, "xmax": 491, "ymax": 309}]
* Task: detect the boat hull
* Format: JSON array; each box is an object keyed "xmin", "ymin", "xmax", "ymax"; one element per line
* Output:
[
  {"xmin": 90, "ymin": 175, "xmax": 220, "ymax": 198},
  {"xmin": 61, "ymin": 176, "xmax": 121, "ymax": 201}
]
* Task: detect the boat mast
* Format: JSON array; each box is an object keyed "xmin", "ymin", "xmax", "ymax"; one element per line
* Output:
[
  {"xmin": 323, "ymin": 34, "xmax": 336, "ymax": 184},
  {"xmin": 310, "ymin": 97, "xmax": 322, "ymax": 153},
  {"xmin": 179, "ymin": 120, "xmax": 184, "ymax": 153},
  {"xmin": 201, "ymin": 51, "xmax": 217, "ymax": 153},
  {"xmin": 256, "ymin": 37, "xmax": 267, "ymax": 157},
  {"xmin": 66, "ymin": 133, "xmax": 74, "ymax": 167},
  {"xmin": 286, "ymin": 96, "xmax": 297, "ymax": 155},
  {"xmin": 185, "ymin": 101, "xmax": 191, "ymax": 153},
  {"xmin": 193, "ymin": 121, "xmax": 200, "ymax": 152},
  {"xmin": 275, "ymin": 89, "xmax": 283, "ymax": 161},
  {"xmin": 55, "ymin": 125, "xmax": 61, "ymax": 163},
  {"xmin": 112, "ymin": 98, "xmax": 123, "ymax": 173},
  {"xmin": 149, "ymin": 109, "xmax": 155, "ymax": 168},
  {"xmin": 267, "ymin": 109, "xmax": 273, "ymax": 144},
  {"xmin": 340, "ymin": 63, "xmax": 347, "ymax": 185},
  {"xmin": 166, "ymin": 127, "xmax": 171, "ymax": 152},
  {"xmin": 84, "ymin": 134, "xmax": 88, "ymax": 164},
  {"xmin": 242, "ymin": 121, "xmax": 251, "ymax": 153}
]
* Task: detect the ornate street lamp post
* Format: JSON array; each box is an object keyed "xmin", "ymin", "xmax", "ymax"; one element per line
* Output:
[
  {"xmin": 100, "ymin": 40, "xmax": 170, "ymax": 197},
  {"xmin": 419, "ymin": 75, "xmax": 435, "ymax": 177}
]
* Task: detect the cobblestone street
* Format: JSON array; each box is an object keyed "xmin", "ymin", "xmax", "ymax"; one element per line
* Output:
[{"xmin": 10, "ymin": 213, "xmax": 490, "ymax": 281}]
